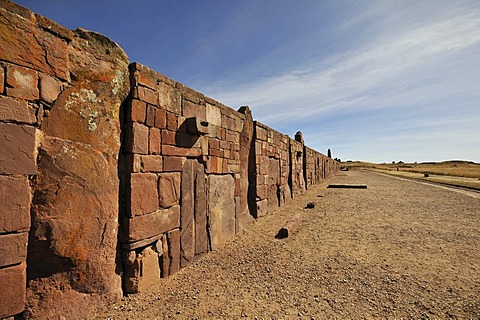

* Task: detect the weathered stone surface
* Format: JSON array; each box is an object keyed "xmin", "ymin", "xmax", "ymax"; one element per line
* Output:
[
  {"xmin": 180, "ymin": 159, "xmax": 194, "ymax": 267},
  {"xmin": 130, "ymin": 173, "xmax": 158, "ymax": 216},
  {"xmin": 0, "ymin": 232, "xmax": 28, "ymax": 267},
  {"xmin": 125, "ymin": 122, "xmax": 149, "ymax": 154},
  {"xmin": 0, "ymin": 123, "xmax": 36, "ymax": 175},
  {"xmin": 166, "ymin": 112, "xmax": 177, "ymax": 130},
  {"xmin": 0, "ymin": 65, "xmax": 4, "ymax": 94},
  {"xmin": 158, "ymin": 81, "xmax": 181, "ymax": 114},
  {"xmin": 194, "ymin": 161, "xmax": 208, "ymax": 256},
  {"xmin": 207, "ymin": 175, "xmax": 235, "ymax": 250},
  {"xmin": 182, "ymin": 100, "xmax": 206, "ymax": 121},
  {"xmin": 123, "ymin": 247, "xmax": 160, "ymax": 294},
  {"xmin": 160, "ymin": 233, "xmax": 170, "ymax": 278},
  {"xmin": 127, "ymin": 99, "xmax": 146, "ymax": 123},
  {"xmin": 0, "ymin": 262, "xmax": 26, "ymax": 319},
  {"xmin": 154, "ymin": 108, "xmax": 166, "ymax": 129},
  {"xmin": 140, "ymin": 155, "xmax": 163, "ymax": 172},
  {"xmin": 206, "ymin": 103, "xmax": 222, "ymax": 127},
  {"xmin": 149, "ymin": 127, "xmax": 161, "ymax": 155},
  {"xmin": 236, "ymin": 107, "xmax": 255, "ymax": 232},
  {"xmin": 39, "ymin": 74, "xmax": 62, "ymax": 104},
  {"xmin": 256, "ymin": 199, "xmax": 268, "ymax": 218},
  {"xmin": 30, "ymin": 136, "xmax": 122, "ymax": 296},
  {"xmin": 145, "ymin": 104, "xmax": 156, "ymax": 126},
  {"xmin": 163, "ymin": 156, "xmax": 184, "ymax": 172},
  {"xmin": 162, "ymin": 145, "xmax": 202, "ymax": 157},
  {"xmin": 0, "ymin": 8, "xmax": 68, "ymax": 79},
  {"xmin": 0, "ymin": 175, "xmax": 30, "ymax": 233},
  {"xmin": 126, "ymin": 206, "xmax": 180, "ymax": 243},
  {"xmin": 27, "ymin": 29, "xmax": 129, "ymax": 312},
  {"xmin": 167, "ymin": 228, "xmax": 180, "ymax": 275},
  {"xmin": 158, "ymin": 172, "xmax": 180, "ymax": 208},
  {"xmin": 0, "ymin": 95, "xmax": 36, "ymax": 124}
]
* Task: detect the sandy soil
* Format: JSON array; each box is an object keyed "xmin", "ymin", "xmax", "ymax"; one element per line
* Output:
[{"xmin": 97, "ymin": 170, "xmax": 480, "ymax": 319}]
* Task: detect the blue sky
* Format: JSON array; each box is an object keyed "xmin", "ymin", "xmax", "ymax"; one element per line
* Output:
[{"xmin": 16, "ymin": 0, "xmax": 480, "ymax": 163}]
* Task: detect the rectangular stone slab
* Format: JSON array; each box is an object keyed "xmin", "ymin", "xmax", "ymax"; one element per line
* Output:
[{"xmin": 327, "ymin": 184, "xmax": 368, "ymax": 189}]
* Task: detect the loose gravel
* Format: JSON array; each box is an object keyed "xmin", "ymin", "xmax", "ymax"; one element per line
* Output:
[{"xmin": 97, "ymin": 170, "xmax": 480, "ymax": 319}]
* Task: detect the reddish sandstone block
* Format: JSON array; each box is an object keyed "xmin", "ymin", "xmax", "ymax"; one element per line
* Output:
[
  {"xmin": 206, "ymin": 156, "xmax": 218, "ymax": 174},
  {"xmin": 130, "ymin": 173, "xmax": 159, "ymax": 217},
  {"xmin": 5, "ymin": 65, "xmax": 39, "ymax": 101},
  {"xmin": 162, "ymin": 145, "xmax": 201, "ymax": 158},
  {"xmin": 127, "ymin": 206, "xmax": 180, "ymax": 242},
  {"xmin": 0, "ymin": 66, "xmax": 4, "ymax": 94},
  {"xmin": 182, "ymin": 100, "xmax": 206, "ymax": 121},
  {"xmin": 160, "ymin": 234, "xmax": 170, "ymax": 278},
  {"xmin": 154, "ymin": 108, "xmax": 166, "ymax": 129},
  {"xmin": 140, "ymin": 155, "xmax": 163, "ymax": 172},
  {"xmin": 166, "ymin": 112, "xmax": 177, "ymax": 130},
  {"xmin": 39, "ymin": 74, "xmax": 61, "ymax": 104},
  {"xmin": 158, "ymin": 81, "xmax": 181, "ymax": 114},
  {"xmin": 127, "ymin": 99, "xmax": 146, "ymax": 123},
  {"xmin": 0, "ymin": 95, "xmax": 36, "ymax": 124},
  {"xmin": 137, "ymin": 86, "xmax": 157, "ymax": 105},
  {"xmin": 136, "ymin": 70, "xmax": 158, "ymax": 90},
  {"xmin": 161, "ymin": 129, "xmax": 175, "ymax": 146},
  {"xmin": 149, "ymin": 127, "xmax": 161, "ymax": 155},
  {"xmin": 158, "ymin": 172, "xmax": 180, "ymax": 208},
  {"xmin": 0, "ymin": 232, "xmax": 28, "ymax": 267},
  {"xmin": 123, "ymin": 247, "xmax": 160, "ymax": 294},
  {"xmin": 163, "ymin": 156, "xmax": 184, "ymax": 172},
  {"xmin": 0, "ymin": 262, "xmax": 26, "ymax": 318},
  {"xmin": 194, "ymin": 162, "xmax": 208, "ymax": 256},
  {"xmin": 145, "ymin": 104, "xmax": 156, "ymax": 127},
  {"xmin": 180, "ymin": 160, "xmax": 194, "ymax": 267},
  {"xmin": 0, "ymin": 175, "xmax": 30, "ymax": 233},
  {"xmin": 0, "ymin": 123, "xmax": 36, "ymax": 175},
  {"xmin": 125, "ymin": 122, "xmax": 149, "ymax": 154},
  {"xmin": 0, "ymin": 9, "xmax": 68, "ymax": 79},
  {"xmin": 167, "ymin": 229, "xmax": 180, "ymax": 275}
]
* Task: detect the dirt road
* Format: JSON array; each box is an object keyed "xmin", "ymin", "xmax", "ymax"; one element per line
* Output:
[{"xmin": 97, "ymin": 171, "xmax": 480, "ymax": 319}]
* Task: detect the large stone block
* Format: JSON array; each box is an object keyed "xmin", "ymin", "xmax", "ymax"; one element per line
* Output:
[
  {"xmin": 207, "ymin": 175, "xmax": 235, "ymax": 250},
  {"xmin": 194, "ymin": 162, "xmax": 208, "ymax": 256},
  {"xmin": 158, "ymin": 172, "xmax": 180, "ymax": 208},
  {"xmin": 0, "ymin": 175, "xmax": 30, "ymax": 233},
  {"xmin": 123, "ymin": 247, "xmax": 160, "ymax": 294},
  {"xmin": 182, "ymin": 100, "xmax": 206, "ymax": 121},
  {"xmin": 158, "ymin": 81, "xmax": 181, "ymax": 114},
  {"xmin": 180, "ymin": 160, "xmax": 194, "ymax": 267},
  {"xmin": 0, "ymin": 262, "xmax": 26, "ymax": 318},
  {"xmin": 0, "ymin": 9, "xmax": 68, "ymax": 79},
  {"xmin": 0, "ymin": 232, "xmax": 28, "ymax": 267},
  {"xmin": 39, "ymin": 74, "xmax": 62, "ymax": 105},
  {"xmin": 130, "ymin": 173, "xmax": 159, "ymax": 216},
  {"xmin": 127, "ymin": 99, "xmax": 146, "ymax": 123},
  {"xmin": 206, "ymin": 103, "xmax": 222, "ymax": 127},
  {"xmin": 167, "ymin": 228, "xmax": 180, "ymax": 275},
  {"xmin": 149, "ymin": 127, "xmax": 161, "ymax": 155},
  {"xmin": 163, "ymin": 156, "xmax": 185, "ymax": 172},
  {"xmin": 0, "ymin": 95, "xmax": 36, "ymax": 124},
  {"xmin": 126, "ymin": 206, "xmax": 180, "ymax": 243},
  {"xmin": 140, "ymin": 155, "xmax": 163, "ymax": 172},
  {"xmin": 0, "ymin": 123, "xmax": 36, "ymax": 175},
  {"xmin": 124, "ymin": 122, "xmax": 149, "ymax": 154}
]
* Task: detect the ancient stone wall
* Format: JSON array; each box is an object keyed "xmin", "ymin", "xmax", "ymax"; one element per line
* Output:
[
  {"xmin": 251, "ymin": 121, "xmax": 291, "ymax": 218},
  {"xmin": 120, "ymin": 63, "xmax": 255, "ymax": 293},
  {"xmin": 0, "ymin": 1, "xmax": 340, "ymax": 318}
]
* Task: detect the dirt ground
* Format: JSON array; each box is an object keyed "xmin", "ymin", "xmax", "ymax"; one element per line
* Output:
[{"xmin": 96, "ymin": 170, "xmax": 480, "ymax": 319}]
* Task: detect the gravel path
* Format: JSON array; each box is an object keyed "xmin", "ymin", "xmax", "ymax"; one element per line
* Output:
[{"xmin": 97, "ymin": 170, "xmax": 480, "ymax": 319}]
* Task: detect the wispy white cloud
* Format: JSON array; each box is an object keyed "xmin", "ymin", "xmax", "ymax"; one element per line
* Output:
[{"xmin": 201, "ymin": 2, "xmax": 480, "ymax": 162}]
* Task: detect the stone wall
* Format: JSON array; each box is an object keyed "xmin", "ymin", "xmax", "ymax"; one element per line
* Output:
[
  {"xmin": 120, "ymin": 63, "xmax": 255, "ymax": 293},
  {"xmin": 0, "ymin": 1, "xmax": 340, "ymax": 318}
]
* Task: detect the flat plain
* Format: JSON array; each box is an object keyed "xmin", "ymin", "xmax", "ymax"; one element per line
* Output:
[{"xmin": 98, "ymin": 171, "xmax": 480, "ymax": 319}]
